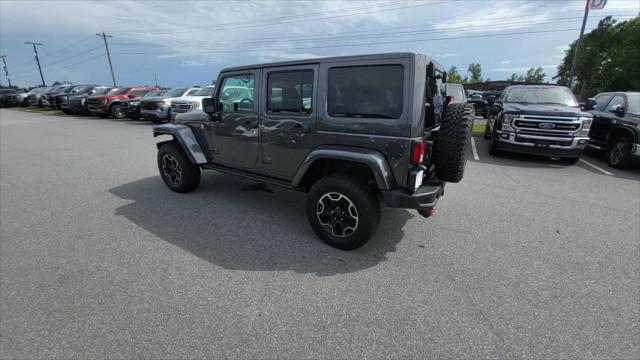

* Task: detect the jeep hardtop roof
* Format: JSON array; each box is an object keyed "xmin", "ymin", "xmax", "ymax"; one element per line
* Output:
[{"xmin": 220, "ymin": 52, "xmax": 443, "ymax": 73}]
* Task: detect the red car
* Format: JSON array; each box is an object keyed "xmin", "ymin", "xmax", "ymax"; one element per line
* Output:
[{"xmin": 86, "ymin": 86, "xmax": 159, "ymax": 118}]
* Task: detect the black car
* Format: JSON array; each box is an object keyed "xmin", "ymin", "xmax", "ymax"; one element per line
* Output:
[
  {"xmin": 485, "ymin": 85, "xmax": 592, "ymax": 163},
  {"xmin": 40, "ymin": 85, "xmax": 75, "ymax": 107},
  {"xmin": 0, "ymin": 89, "xmax": 20, "ymax": 107},
  {"xmin": 54, "ymin": 85, "xmax": 100, "ymax": 113},
  {"xmin": 585, "ymin": 91, "xmax": 640, "ymax": 168},
  {"xmin": 67, "ymin": 86, "xmax": 114, "ymax": 115},
  {"xmin": 121, "ymin": 90, "xmax": 168, "ymax": 120},
  {"xmin": 467, "ymin": 93, "xmax": 489, "ymax": 118}
]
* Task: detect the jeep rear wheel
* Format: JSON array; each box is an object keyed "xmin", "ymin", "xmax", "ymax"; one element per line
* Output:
[
  {"xmin": 306, "ymin": 174, "xmax": 380, "ymax": 250},
  {"xmin": 433, "ymin": 103, "xmax": 473, "ymax": 183},
  {"xmin": 157, "ymin": 142, "xmax": 201, "ymax": 193}
]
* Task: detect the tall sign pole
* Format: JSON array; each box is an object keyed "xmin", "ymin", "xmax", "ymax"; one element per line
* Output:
[
  {"xmin": 568, "ymin": 0, "xmax": 606, "ymax": 87},
  {"xmin": 24, "ymin": 42, "xmax": 46, "ymax": 86},
  {"xmin": 96, "ymin": 32, "xmax": 117, "ymax": 86},
  {"xmin": 1, "ymin": 55, "xmax": 11, "ymax": 87}
]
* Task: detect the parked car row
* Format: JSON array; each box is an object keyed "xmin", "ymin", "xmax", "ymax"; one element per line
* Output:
[{"xmin": 1, "ymin": 84, "xmax": 218, "ymax": 123}]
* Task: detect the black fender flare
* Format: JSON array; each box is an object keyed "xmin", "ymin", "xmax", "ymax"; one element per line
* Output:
[
  {"xmin": 607, "ymin": 125, "xmax": 637, "ymax": 144},
  {"xmin": 292, "ymin": 145, "xmax": 396, "ymax": 190},
  {"xmin": 153, "ymin": 123, "xmax": 208, "ymax": 164}
]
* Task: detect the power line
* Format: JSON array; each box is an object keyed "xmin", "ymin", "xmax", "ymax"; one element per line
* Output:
[
  {"xmin": 24, "ymin": 42, "xmax": 46, "ymax": 86},
  {"xmin": 96, "ymin": 32, "xmax": 117, "ymax": 86},
  {"xmin": 111, "ymin": 27, "xmax": 601, "ymax": 56},
  {"xmin": 111, "ymin": 14, "xmax": 630, "ymax": 49},
  {"xmin": 113, "ymin": 0, "xmax": 456, "ymax": 35},
  {"xmin": 42, "ymin": 45, "xmax": 103, "ymax": 68}
]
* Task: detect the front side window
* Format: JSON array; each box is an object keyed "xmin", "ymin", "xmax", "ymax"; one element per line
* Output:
[
  {"xmin": 267, "ymin": 70, "xmax": 313, "ymax": 114},
  {"xmin": 606, "ymin": 95, "xmax": 625, "ymax": 112},
  {"xmin": 328, "ymin": 65, "xmax": 403, "ymax": 119},
  {"xmin": 219, "ymin": 75, "xmax": 254, "ymax": 112},
  {"xmin": 185, "ymin": 89, "xmax": 200, "ymax": 96},
  {"xmin": 594, "ymin": 94, "xmax": 613, "ymax": 111},
  {"xmin": 195, "ymin": 87, "xmax": 215, "ymax": 96}
]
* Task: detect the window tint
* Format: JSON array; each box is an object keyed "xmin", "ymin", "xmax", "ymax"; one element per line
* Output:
[
  {"xmin": 606, "ymin": 95, "xmax": 625, "ymax": 112},
  {"xmin": 594, "ymin": 94, "xmax": 613, "ymax": 111},
  {"xmin": 186, "ymin": 89, "xmax": 200, "ymax": 96},
  {"xmin": 267, "ymin": 70, "xmax": 313, "ymax": 114},
  {"xmin": 219, "ymin": 75, "xmax": 254, "ymax": 112},
  {"xmin": 328, "ymin": 65, "xmax": 403, "ymax": 119}
]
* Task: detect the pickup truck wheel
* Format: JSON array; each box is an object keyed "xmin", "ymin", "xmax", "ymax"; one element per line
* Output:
[
  {"xmin": 607, "ymin": 137, "xmax": 632, "ymax": 168},
  {"xmin": 433, "ymin": 103, "xmax": 473, "ymax": 183},
  {"xmin": 306, "ymin": 174, "xmax": 380, "ymax": 250},
  {"xmin": 111, "ymin": 104, "xmax": 125, "ymax": 119},
  {"xmin": 157, "ymin": 142, "xmax": 201, "ymax": 193}
]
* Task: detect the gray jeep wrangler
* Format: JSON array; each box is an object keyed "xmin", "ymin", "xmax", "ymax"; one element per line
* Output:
[{"xmin": 153, "ymin": 53, "xmax": 472, "ymax": 250}]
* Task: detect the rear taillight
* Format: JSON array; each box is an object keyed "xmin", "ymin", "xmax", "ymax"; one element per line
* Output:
[
  {"xmin": 446, "ymin": 95, "xmax": 455, "ymax": 103},
  {"xmin": 411, "ymin": 140, "xmax": 427, "ymax": 165}
]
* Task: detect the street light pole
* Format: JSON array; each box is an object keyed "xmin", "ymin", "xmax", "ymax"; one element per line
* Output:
[
  {"xmin": 96, "ymin": 32, "xmax": 116, "ymax": 86},
  {"xmin": 568, "ymin": 0, "xmax": 591, "ymax": 88},
  {"xmin": 24, "ymin": 42, "xmax": 45, "ymax": 86},
  {"xmin": 0, "ymin": 55, "xmax": 11, "ymax": 87}
]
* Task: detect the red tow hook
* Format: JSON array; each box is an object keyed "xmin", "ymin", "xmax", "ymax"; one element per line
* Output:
[{"xmin": 417, "ymin": 207, "xmax": 437, "ymax": 218}]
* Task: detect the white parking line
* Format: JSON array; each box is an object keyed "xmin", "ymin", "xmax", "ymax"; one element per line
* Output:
[
  {"xmin": 579, "ymin": 158, "xmax": 614, "ymax": 176},
  {"xmin": 470, "ymin": 137, "xmax": 480, "ymax": 161}
]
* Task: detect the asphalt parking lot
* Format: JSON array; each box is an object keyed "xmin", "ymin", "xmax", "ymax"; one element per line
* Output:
[{"xmin": 1, "ymin": 109, "xmax": 638, "ymax": 359}]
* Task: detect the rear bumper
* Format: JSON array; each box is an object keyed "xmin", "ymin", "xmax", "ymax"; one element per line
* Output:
[
  {"xmin": 496, "ymin": 130, "xmax": 588, "ymax": 158},
  {"xmin": 381, "ymin": 183, "xmax": 444, "ymax": 209}
]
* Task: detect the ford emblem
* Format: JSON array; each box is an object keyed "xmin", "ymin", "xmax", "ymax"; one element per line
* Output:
[{"xmin": 538, "ymin": 122, "xmax": 556, "ymax": 129}]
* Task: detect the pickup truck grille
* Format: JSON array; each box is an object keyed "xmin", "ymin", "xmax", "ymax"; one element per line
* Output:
[
  {"xmin": 512, "ymin": 115, "xmax": 581, "ymax": 138},
  {"xmin": 140, "ymin": 101, "xmax": 161, "ymax": 110},
  {"xmin": 171, "ymin": 102, "xmax": 193, "ymax": 113}
]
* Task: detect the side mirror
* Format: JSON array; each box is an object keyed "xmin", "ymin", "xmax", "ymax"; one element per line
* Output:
[
  {"xmin": 584, "ymin": 98, "xmax": 597, "ymax": 111},
  {"xmin": 202, "ymin": 97, "xmax": 215, "ymax": 114},
  {"xmin": 609, "ymin": 105, "xmax": 625, "ymax": 117}
]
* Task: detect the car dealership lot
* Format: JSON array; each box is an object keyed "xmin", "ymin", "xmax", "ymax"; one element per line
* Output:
[{"xmin": 1, "ymin": 109, "xmax": 638, "ymax": 358}]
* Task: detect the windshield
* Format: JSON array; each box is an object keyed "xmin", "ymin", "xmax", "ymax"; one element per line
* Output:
[
  {"xmin": 195, "ymin": 87, "xmax": 215, "ymax": 96},
  {"xmin": 110, "ymin": 87, "xmax": 131, "ymax": 95},
  {"xmin": 144, "ymin": 91, "xmax": 167, "ymax": 98},
  {"xmin": 505, "ymin": 87, "xmax": 578, "ymax": 107},
  {"xmin": 626, "ymin": 94, "xmax": 639, "ymax": 115},
  {"xmin": 92, "ymin": 87, "xmax": 112, "ymax": 95},
  {"xmin": 164, "ymin": 88, "xmax": 186, "ymax": 97}
]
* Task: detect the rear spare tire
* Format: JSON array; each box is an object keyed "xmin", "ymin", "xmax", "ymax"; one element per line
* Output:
[{"xmin": 433, "ymin": 103, "xmax": 473, "ymax": 183}]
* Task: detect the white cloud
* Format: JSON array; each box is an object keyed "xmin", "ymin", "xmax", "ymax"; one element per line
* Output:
[
  {"xmin": 500, "ymin": 60, "xmax": 512, "ymax": 64},
  {"xmin": 436, "ymin": 53, "xmax": 458, "ymax": 58}
]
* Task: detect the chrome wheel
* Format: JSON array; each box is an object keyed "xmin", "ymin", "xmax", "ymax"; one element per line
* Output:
[
  {"xmin": 316, "ymin": 192, "xmax": 359, "ymax": 238},
  {"xmin": 609, "ymin": 141, "xmax": 625, "ymax": 165},
  {"xmin": 161, "ymin": 154, "xmax": 182, "ymax": 185}
]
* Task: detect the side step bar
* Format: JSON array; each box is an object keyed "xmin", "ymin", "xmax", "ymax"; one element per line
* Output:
[{"xmin": 202, "ymin": 163, "xmax": 304, "ymax": 192}]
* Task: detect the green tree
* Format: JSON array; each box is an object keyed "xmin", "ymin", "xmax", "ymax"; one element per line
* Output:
[
  {"xmin": 447, "ymin": 66, "xmax": 464, "ymax": 83},
  {"xmin": 524, "ymin": 67, "xmax": 546, "ymax": 82},
  {"xmin": 508, "ymin": 73, "xmax": 524, "ymax": 82},
  {"xmin": 555, "ymin": 16, "xmax": 640, "ymax": 98},
  {"xmin": 467, "ymin": 63, "xmax": 482, "ymax": 83}
]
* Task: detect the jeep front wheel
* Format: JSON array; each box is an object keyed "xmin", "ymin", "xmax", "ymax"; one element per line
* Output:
[
  {"xmin": 157, "ymin": 142, "xmax": 201, "ymax": 193},
  {"xmin": 306, "ymin": 174, "xmax": 380, "ymax": 250}
]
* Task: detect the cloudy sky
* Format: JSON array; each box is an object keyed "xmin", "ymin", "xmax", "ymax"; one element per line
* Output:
[{"xmin": 1, "ymin": 0, "xmax": 638, "ymax": 88}]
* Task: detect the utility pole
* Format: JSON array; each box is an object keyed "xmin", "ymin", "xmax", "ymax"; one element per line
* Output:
[
  {"xmin": 24, "ymin": 42, "xmax": 45, "ymax": 86},
  {"xmin": 96, "ymin": 32, "xmax": 116, "ymax": 86},
  {"xmin": 0, "ymin": 55, "xmax": 11, "ymax": 87},
  {"xmin": 154, "ymin": 73, "xmax": 158, "ymax": 87},
  {"xmin": 567, "ymin": 0, "xmax": 590, "ymax": 88}
]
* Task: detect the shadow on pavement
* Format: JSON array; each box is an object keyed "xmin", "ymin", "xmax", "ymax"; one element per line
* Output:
[{"xmin": 109, "ymin": 173, "xmax": 410, "ymax": 276}]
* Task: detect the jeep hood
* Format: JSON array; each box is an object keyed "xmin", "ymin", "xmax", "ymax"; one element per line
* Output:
[{"xmin": 504, "ymin": 103, "xmax": 590, "ymax": 118}]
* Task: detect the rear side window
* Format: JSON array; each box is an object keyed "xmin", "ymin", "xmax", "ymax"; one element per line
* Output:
[
  {"xmin": 267, "ymin": 70, "xmax": 313, "ymax": 114},
  {"xmin": 594, "ymin": 94, "xmax": 613, "ymax": 111},
  {"xmin": 328, "ymin": 65, "xmax": 403, "ymax": 119}
]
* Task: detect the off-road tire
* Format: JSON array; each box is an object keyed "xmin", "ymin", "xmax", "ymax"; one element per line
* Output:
[
  {"xmin": 157, "ymin": 142, "xmax": 201, "ymax": 193},
  {"xmin": 306, "ymin": 174, "xmax": 380, "ymax": 250},
  {"xmin": 433, "ymin": 103, "xmax": 473, "ymax": 183},
  {"xmin": 607, "ymin": 137, "xmax": 632, "ymax": 169}
]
